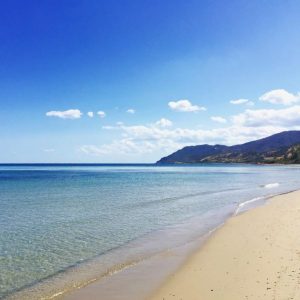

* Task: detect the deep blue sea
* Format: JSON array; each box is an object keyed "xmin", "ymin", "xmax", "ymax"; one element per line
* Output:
[{"xmin": 1, "ymin": 164, "xmax": 300, "ymax": 299}]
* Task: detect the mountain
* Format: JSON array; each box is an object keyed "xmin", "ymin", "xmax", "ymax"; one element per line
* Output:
[{"xmin": 156, "ymin": 131, "xmax": 300, "ymax": 164}]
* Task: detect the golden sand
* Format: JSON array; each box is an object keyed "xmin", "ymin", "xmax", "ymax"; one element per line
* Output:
[{"xmin": 149, "ymin": 190, "xmax": 300, "ymax": 300}]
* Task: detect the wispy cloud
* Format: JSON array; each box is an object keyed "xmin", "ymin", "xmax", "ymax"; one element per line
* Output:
[
  {"xmin": 155, "ymin": 118, "xmax": 173, "ymax": 127},
  {"xmin": 232, "ymin": 105, "xmax": 300, "ymax": 127},
  {"xmin": 46, "ymin": 109, "xmax": 82, "ymax": 119},
  {"xmin": 259, "ymin": 89, "xmax": 300, "ymax": 105},
  {"xmin": 46, "ymin": 90, "xmax": 300, "ymax": 160},
  {"xmin": 126, "ymin": 108, "xmax": 135, "ymax": 114},
  {"xmin": 230, "ymin": 99, "xmax": 254, "ymax": 106},
  {"xmin": 82, "ymin": 105, "xmax": 300, "ymax": 158},
  {"xmin": 81, "ymin": 125, "xmax": 285, "ymax": 157},
  {"xmin": 80, "ymin": 139, "xmax": 155, "ymax": 156},
  {"xmin": 97, "ymin": 111, "xmax": 106, "ymax": 118},
  {"xmin": 168, "ymin": 99, "xmax": 206, "ymax": 112},
  {"xmin": 87, "ymin": 112, "xmax": 94, "ymax": 118}
]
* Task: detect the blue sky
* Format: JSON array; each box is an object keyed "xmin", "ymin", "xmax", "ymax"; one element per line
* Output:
[{"xmin": 1, "ymin": 0, "xmax": 300, "ymax": 162}]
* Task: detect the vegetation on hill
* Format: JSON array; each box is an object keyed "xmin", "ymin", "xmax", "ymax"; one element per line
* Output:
[{"xmin": 157, "ymin": 131, "xmax": 300, "ymax": 164}]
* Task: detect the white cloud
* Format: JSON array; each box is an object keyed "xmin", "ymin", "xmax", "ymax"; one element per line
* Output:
[
  {"xmin": 87, "ymin": 112, "xmax": 94, "ymax": 118},
  {"xmin": 80, "ymin": 139, "xmax": 156, "ymax": 156},
  {"xmin": 211, "ymin": 116, "xmax": 227, "ymax": 124},
  {"xmin": 127, "ymin": 108, "xmax": 135, "ymax": 114},
  {"xmin": 168, "ymin": 99, "xmax": 206, "ymax": 112},
  {"xmin": 82, "ymin": 105, "xmax": 300, "ymax": 159},
  {"xmin": 259, "ymin": 89, "xmax": 299, "ymax": 105},
  {"xmin": 81, "ymin": 124, "xmax": 287, "ymax": 158},
  {"xmin": 103, "ymin": 118, "xmax": 174, "ymax": 131},
  {"xmin": 46, "ymin": 109, "xmax": 82, "ymax": 119},
  {"xmin": 232, "ymin": 105, "xmax": 300, "ymax": 127},
  {"xmin": 97, "ymin": 111, "xmax": 106, "ymax": 118},
  {"xmin": 155, "ymin": 118, "xmax": 173, "ymax": 128},
  {"xmin": 230, "ymin": 99, "xmax": 254, "ymax": 106}
]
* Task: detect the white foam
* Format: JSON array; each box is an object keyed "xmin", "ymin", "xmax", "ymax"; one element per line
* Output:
[
  {"xmin": 264, "ymin": 183, "xmax": 280, "ymax": 189},
  {"xmin": 235, "ymin": 196, "xmax": 265, "ymax": 215}
]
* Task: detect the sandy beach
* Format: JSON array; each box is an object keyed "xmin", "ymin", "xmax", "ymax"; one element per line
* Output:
[
  {"xmin": 150, "ymin": 190, "xmax": 300, "ymax": 300},
  {"xmin": 62, "ymin": 190, "xmax": 300, "ymax": 300}
]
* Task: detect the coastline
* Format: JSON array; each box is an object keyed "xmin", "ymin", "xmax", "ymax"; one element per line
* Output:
[
  {"xmin": 149, "ymin": 189, "xmax": 300, "ymax": 300},
  {"xmin": 5, "ymin": 186, "xmax": 299, "ymax": 300},
  {"xmin": 61, "ymin": 207, "xmax": 233, "ymax": 300},
  {"xmin": 60, "ymin": 190, "xmax": 296, "ymax": 300},
  {"xmin": 61, "ymin": 189, "xmax": 300, "ymax": 300}
]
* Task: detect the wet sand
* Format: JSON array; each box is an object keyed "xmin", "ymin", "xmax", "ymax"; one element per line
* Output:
[{"xmin": 149, "ymin": 190, "xmax": 300, "ymax": 300}]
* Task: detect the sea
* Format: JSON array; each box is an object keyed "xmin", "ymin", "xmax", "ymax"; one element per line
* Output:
[{"xmin": 1, "ymin": 163, "xmax": 300, "ymax": 299}]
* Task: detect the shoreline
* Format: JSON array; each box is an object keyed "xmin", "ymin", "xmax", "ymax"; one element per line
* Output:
[
  {"xmin": 149, "ymin": 189, "xmax": 300, "ymax": 300},
  {"xmin": 5, "ymin": 188, "xmax": 298, "ymax": 300},
  {"xmin": 6, "ymin": 201, "xmax": 235, "ymax": 300},
  {"xmin": 61, "ymin": 207, "xmax": 234, "ymax": 300},
  {"xmin": 60, "ymin": 190, "xmax": 282, "ymax": 300}
]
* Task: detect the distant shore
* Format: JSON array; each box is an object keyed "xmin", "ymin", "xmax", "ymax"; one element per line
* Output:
[{"xmin": 149, "ymin": 190, "xmax": 300, "ymax": 300}]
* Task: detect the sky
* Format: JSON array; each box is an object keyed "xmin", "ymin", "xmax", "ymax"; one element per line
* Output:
[{"xmin": 1, "ymin": 0, "xmax": 300, "ymax": 163}]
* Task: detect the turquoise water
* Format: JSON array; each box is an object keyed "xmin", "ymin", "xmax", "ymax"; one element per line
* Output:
[{"xmin": 1, "ymin": 164, "xmax": 300, "ymax": 299}]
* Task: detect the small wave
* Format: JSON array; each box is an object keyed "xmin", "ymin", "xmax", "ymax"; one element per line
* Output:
[
  {"xmin": 235, "ymin": 196, "xmax": 265, "ymax": 215},
  {"xmin": 264, "ymin": 183, "xmax": 280, "ymax": 189}
]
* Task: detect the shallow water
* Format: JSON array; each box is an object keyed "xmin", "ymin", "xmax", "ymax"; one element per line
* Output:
[{"xmin": 1, "ymin": 164, "xmax": 300, "ymax": 299}]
